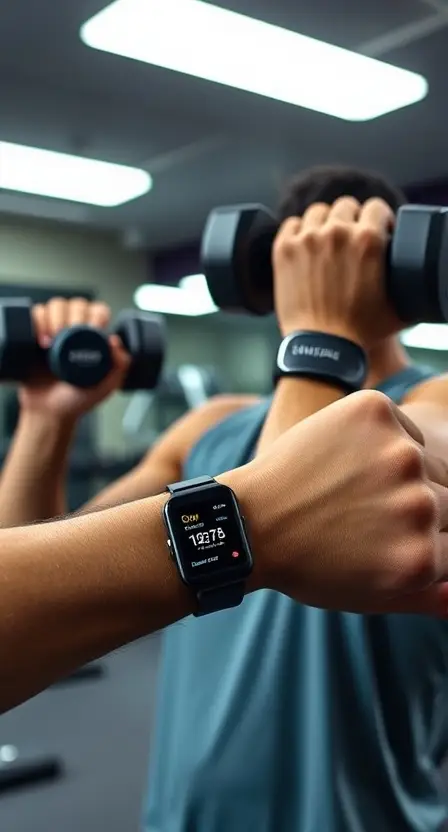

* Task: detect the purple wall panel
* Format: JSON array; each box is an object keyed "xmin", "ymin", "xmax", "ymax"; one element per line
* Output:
[
  {"xmin": 149, "ymin": 242, "xmax": 201, "ymax": 286},
  {"xmin": 405, "ymin": 177, "xmax": 448, "ymax": 205}
]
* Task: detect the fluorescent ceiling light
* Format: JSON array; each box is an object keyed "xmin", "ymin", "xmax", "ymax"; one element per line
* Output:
[
  {"xmin": 134, "ymin": 274, "xmax": 217, "ymax": 316},
  {"xmin": 0, "ymin": 141, "xmax": 152, "ymax": 206},
  {"xmin": 179, "ymin": 273, "xmax": 216, "ymax": 297},
  {"xmin": 80, "ymin": 0, "xmax": 428, "ymax": 121},
  {"xmin": 401, "ymin": 324, "xmax": 448, "ymax": 352}
]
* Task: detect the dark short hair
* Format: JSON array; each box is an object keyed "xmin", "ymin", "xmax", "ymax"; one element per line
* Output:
[{"xmin": 278, "ymin": 165, "xmax": 407, "ymax": 221}]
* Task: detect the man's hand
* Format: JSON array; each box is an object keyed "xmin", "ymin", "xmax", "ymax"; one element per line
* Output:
[
  {"xmin": 3, "ymin": 392, "xmax": 448, "ymax": 713},
  {"xmin": 0, "ymin": 297, "xmax": 131, "ymax": 525},
  {"xmin": 19, "ymin": 297, "xmax": 130, "ymax": 423},
  {"xmin": 239, "ymin": 390, "xmax": 448, "ymax": 616},
  {"xmin": 272, "ymin": 197, "xmax": 402, "ymax": 347}
]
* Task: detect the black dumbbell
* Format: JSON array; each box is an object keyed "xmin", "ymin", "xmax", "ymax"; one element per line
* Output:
[
  {"xmin": 201, "ymin": 203, "xmax": 448, "ymax": 325},
  {"xmin": 0, "ymin": 299, "xmax": 165, "ymax": 391}
]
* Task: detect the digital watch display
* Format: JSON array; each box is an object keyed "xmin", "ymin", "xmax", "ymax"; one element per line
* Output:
[{"xmin": 164, "ymin": 476, "xmax": 253, "ymax": 615}]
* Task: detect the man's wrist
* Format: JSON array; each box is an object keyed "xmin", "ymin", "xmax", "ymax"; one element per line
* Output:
[
  {"xmin": 14, "ymin": 409, "xmax": 77, "ymax": 471},
  {"xmin": 276, "ymin": 376, "xmax": 345, "ymax": 402},
  {"xmin": 67, "ymin": 492, "xmax": 196, "ymax": 626},
  {"xmin": 275, "ymin": 329, "xmax": 368, "ymax": 397},
  {"xmin": 18, "ymin": 407, "xmax": 78, "ymax": 437},
  {"xmin": 281, "ymin": 320, "xmax": 366, "ymax": 349},
  {"xmin": 137, "ymin": 492, "xmax": 196, "ymax": 619},
  {"xmin": 217, "ymin": 467, "xmax": 272, "ymax": 595}
]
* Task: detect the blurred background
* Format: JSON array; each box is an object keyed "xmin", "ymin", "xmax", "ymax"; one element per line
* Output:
[{"xmin": 1, "ymin": 0, "xmax": 448, "ymax": 829}]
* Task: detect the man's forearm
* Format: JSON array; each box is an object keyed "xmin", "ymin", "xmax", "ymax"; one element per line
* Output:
[
  {"xmin": 0, "ymin": 412, "xmax": 75, "ymax": 527},
  {"xmin": 257, "ymin": 378, "xmax": 343, "ymax": 452},
  {"xmin": 0, "ymin": 467, "xmax": 261, "ymax": 714}
]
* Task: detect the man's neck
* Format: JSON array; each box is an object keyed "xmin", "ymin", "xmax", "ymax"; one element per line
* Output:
[{"xmin": 364, "ymin": 337, "xmax": 410, "ymax": 390}]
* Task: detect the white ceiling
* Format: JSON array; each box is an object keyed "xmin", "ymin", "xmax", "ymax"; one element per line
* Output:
[{"xmin": 1, "ymin": 0, "xmax": 448, "ymax": 251}]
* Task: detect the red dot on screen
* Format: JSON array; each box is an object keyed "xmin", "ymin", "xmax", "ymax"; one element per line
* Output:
[{"xmin": 232, "ymin": 551, "xmax": 240, "ymax": 558}]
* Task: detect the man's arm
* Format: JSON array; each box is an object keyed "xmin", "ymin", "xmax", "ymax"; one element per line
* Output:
[
  {"xmin": 257, "ymin": 378, "xmax": 343, "ymax": 452},
  {"xmin": 0, "ymin": 297, "xmax": 124, "ymax": 527},
  {"xmin": 0, "ymin": 294, "xmax": 257, "ymax": 527},
  {"xmin": 0, "ymin": 394, "xmax": 257, "ymax": 527},
  {"xmin": 257, "ymin": 371, "xmax": 448, "ymax": 459},
  {"xmin": 0, "ymin": 410, "xmax": 76, "ymax": 526},
  {"xmin": 400, "ymin": 375, "xmax": 448, "ymax": 460},
  {"xmin": 0, "ymin": 468, "xmax": 250, "ymax": 714},
  {"xmin": 84, "ymin": 394, "xmax": 259, "ymax": 510},
  {"xmin": 258, "ymin": 196, "xmax": 397, "ymax": 451},
  {"xmin": 1, "ymin": 391, "xmax": 448, "ymax": 715}
]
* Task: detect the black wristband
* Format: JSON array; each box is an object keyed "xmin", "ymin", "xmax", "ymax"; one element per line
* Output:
[
  {"xmin": 275, "ymin": 331, "xmax": 367, "ymax": 394},
  {"xmin": 167, "ymin": 476, "xmax": 215, "ymax": 494},
  {"xmin": 195, "ymin": 583, "xmax": 245, "ymax": 617}
]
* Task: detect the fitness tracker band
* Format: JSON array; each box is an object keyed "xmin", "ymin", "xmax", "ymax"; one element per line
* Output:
[
  {"xmin": 164, "ymin": 475, "xmax": 253, "ymax": 616},
  {"xmin": 275, "ymin": 331, "xmax": 367, "ymax": 394}
]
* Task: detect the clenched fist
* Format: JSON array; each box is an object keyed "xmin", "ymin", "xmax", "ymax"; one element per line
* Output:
[
  {"xmin": 273, "ymin": 197, "xmax": 402, "ymax": 346},
  {"xmin": 239, "ymin": 390, "xmax": 448, "ymax": 615}
]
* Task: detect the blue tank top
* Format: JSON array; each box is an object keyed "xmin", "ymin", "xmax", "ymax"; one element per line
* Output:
[{"xmin": 144, "ymin": 367, "xmax": 448, "ymax": 832}]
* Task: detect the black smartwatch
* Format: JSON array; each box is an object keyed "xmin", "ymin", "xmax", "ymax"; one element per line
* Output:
[
  {"xmin": 275, "ymin": 330, "xmax": 367, "ymax": 394},
  {"xmin": 164, "ymin": 476, "xmax": 253, "ymax": 616}
]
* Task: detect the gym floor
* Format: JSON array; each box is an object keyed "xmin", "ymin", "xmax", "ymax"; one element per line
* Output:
[{"xmin": 0, "ymin": 637, "xmax": 161, "ymax": 832}]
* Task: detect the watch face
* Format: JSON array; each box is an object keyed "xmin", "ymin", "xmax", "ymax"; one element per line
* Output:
[{"xmin": 164, "ymin": 484, "xmax": 253, "ymax": 586}]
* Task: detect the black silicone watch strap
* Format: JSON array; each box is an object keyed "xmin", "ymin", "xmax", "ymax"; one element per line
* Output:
[
  {"xmin": 166, "ymin": 476, "xmax": 246, "ymax": 616},
  {"xmin": 167, "ymin": 476, "xmax": 215, "ymax": 494},
  {"xmin": 196, "ymin": 583, "xmax": 245, "ymax": 617},
  {"xmin": 275, "ymin": 330, "xmax": 367, "ymax": 394}
]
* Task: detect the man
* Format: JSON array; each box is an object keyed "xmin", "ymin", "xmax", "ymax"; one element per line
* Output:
[
  {"xmin": 2, "ymin": 165, "xmax": 448, "ymax": 830},
  {"xmin": 2, "ymin": 391, "xmax": 448, "ymax": 716}
]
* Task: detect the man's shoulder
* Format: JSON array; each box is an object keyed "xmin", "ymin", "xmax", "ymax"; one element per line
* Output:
[
  {"xmin": 196, "ymin": 393, "xmax": 262, "ymax": 420},
  {"xmin": 183, "ymin": 395, "xmax": 269, "ymax": 476},
  {"xmin": 373, "ymin": 363, "xmax": 439, "ymax": 405},
  {"xmin": 193, "ymin": 393, "xmax": 266, "ymax": 434},
  {"xmin": 189, "ymin": 394, "xmax": 266, "ymax": 446},
  {"xmin": 402, "ymin": 371, "xmax": 448, "ymax": 406},
  {"xmin": 152, "ymin": 394, "xmax": 264, "ymax": 472}
]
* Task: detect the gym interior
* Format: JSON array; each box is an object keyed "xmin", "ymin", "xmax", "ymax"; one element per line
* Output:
[{"xmin": 1, "ymin": 1, "xmax": 448, "ymax": 830}]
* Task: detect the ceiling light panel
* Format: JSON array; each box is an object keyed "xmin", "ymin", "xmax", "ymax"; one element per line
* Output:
[{"xmin": 80, "ymin": 0, "xmax": 428, "ymax": 121}]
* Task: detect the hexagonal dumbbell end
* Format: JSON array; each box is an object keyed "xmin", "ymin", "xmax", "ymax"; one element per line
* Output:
[
  {"xmin": 387, "ymin": 205, "xmax": 448, "ymax": 325},
  {"xmin": 201, "ymin": 204, "xmax": 278, "ymax": 316},
  {"xmin": 0, "ymin": 298, "xmax": 37, "ymax": 382},
  {"xmin": 113, "ymin": 310, "xmax": 166, "ymax": 392}
]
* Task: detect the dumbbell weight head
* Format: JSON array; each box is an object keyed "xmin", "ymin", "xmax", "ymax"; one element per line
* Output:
[
  {"xmin": 48, "ymin": 327, "xmax": 112, "ymax": 388},
  {"xmin": 112, "ymin": 310, "xmax": 165, "ymax": 391},
  {"xmin": 0, "ymin": 299, "xmax": 38, "ymax": 382},
  {"xmin": 387, "ymin": 205, "xmax": 448, "ymax": 324},
  {"xmin": 201, "ymin": 205, "xmax": 278, "ymax": 315},
  {"xmin": 201, "ymin": 202, "xmax": 448, "ymax": 325}
]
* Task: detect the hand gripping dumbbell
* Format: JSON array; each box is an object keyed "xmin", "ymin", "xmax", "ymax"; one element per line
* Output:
[
  {"xmin": 0, "ymin": 299, "xmax": 165, "ymax": 390},
  {"xmin": 200, "ymin": 203, "xmax": 448, "ymax": 325}
]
